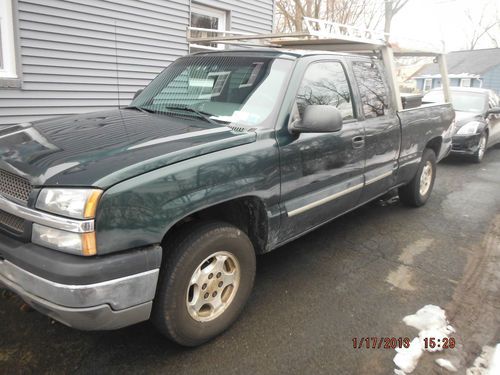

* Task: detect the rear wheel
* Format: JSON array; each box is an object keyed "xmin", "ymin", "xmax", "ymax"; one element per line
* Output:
[
  {"xmin": 472, "ymin": 132, "xmax": 487, "ymax": 163},
  {"xmin": 399, "ymin": 148, "xmax": 437, "ymax": 207},
  {"xmin": 152, "ymin": 221, "xmax": 256, "ymax": 347}
]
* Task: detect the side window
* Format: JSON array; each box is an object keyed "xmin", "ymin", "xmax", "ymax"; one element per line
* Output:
[
  {"xmin": 352, "ymin": 61, "xmax": 389, "ymax": 119},
  {"xmin": 296, "ymin": 61, "xmax": 354, "ymax": 121}
]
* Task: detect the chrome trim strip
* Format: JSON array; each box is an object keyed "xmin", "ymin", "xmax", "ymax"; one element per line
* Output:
[
  {"xmin": 0, "ymin": 193, "xmax": 94, "ymax": 233},
  {"xmin": 365, "ymin": 171, "xmax": 393, "ymax": 185},
  {"xmin": 287, "ymin": 182, "xmax": 364, "ymax": 217},
  {"xmin": 0, "ymin": 259, "xmax": 159, "ymax": 310}
]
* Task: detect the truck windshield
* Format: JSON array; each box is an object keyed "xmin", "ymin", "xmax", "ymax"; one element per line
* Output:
[
  {"xmin": 423, "ymin": 90, "xmax": 486, "ymax": 113},
  {"xmin": 131, "ymin": 55, "xmax": 292, "ymax": 127}
]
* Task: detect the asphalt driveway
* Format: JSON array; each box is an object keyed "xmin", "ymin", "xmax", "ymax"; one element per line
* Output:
[{"xmin": 1, "ymin": 146, "xmax": 499, "ymax": 375}]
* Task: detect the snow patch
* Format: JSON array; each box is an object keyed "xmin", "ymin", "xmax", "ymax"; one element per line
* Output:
[
  {"xmin": 466, "ymin": 344, "xmax": 500, "ymax": 375},
  {"xmin": 393, "ymin": 305, "xmax": 455, "ymax": 374},
  {"xmin": 436, "ymin": 358, "xmax": 457, "ymax": 372},
  {"xmin": 403, "ymin": 304, "xmax": 455, "ymax": 353},
  {"xmin": 489, "ymin": 344, "xmax": 500, "ymax": 375},
  {"xmin": 393, "ymin": 337, "xmax": 422, "ymax": 373}
]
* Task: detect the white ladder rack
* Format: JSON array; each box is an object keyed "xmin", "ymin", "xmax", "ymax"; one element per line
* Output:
[{"xmin": 186, "ymin": 17, "xmax": 451, "ymax": 111}]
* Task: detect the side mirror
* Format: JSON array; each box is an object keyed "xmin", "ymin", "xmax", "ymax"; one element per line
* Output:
[
  {"xmin": 486, "ymin": 106, "xmax": 500, "ymax": 117},
  {"xmin": 133, "ymin": 89, "xmax": 143, "ymax": 100},
  {"xmin": 290, "ymin": 105, "xmax": 343, "ymax": 133}
]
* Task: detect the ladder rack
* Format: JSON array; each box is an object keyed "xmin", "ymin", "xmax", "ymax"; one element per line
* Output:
[{"xmin": 187, "ymin": 18, "xmax": 451, "ymax": 111}]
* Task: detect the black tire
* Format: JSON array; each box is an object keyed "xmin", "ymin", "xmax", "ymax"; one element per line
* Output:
[
  {"xmin": 152, "ymin": 221, "xmax": 256, "ymax": 347},
  {"xmin": 399, "ymin": 148, "xmax": 437, "ymax": 207},
  {"xmin": 472, "ymin": 131, "xmax": 488, "ymax": 163}
]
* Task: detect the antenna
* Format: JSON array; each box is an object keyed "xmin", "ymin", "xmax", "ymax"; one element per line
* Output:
[{"xmin": 114, "ymin": 20, "xmax": 121, "ymax": 107}]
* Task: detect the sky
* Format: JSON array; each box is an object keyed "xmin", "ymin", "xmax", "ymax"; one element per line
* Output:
[{"xmin": 391, "ymin": 0, "xmax": 500, "ymax": 51}]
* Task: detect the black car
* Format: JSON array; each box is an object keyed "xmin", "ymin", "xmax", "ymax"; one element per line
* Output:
[{"xmin": 423, "ymin": 87, "xmax": 500, "ymax": 163}]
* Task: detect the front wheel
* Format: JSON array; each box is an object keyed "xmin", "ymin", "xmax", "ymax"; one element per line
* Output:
[
  {"xmin": 472, "ymin": 132, "xmax": 488, "ymax": 163},
  {"xmin": 152, "ymin": 221, "xmax": 256, "ymax": 347},
  {"xmin": 399, "ymin": 148, "xmax": 437, "ymax": 207}
]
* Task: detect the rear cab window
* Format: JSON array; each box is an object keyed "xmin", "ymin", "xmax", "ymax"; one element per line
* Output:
[{"xmin": 351, "ymin": 61, "xmax": 390, "ymax": 118}]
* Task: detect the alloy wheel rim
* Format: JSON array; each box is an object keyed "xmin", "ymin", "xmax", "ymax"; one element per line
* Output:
[
  {"xmin": 186, "ymin": 251, "xmax": 240, "ymax": 322},
  {"xmin": 419, "ymin": 161, "xmax": 433, "ymax": 196}
]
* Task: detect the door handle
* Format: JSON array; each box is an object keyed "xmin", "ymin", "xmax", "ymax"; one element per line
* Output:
[{"xmin": 352, "ymin": 136, "xmax": 365, "ymax": 148}]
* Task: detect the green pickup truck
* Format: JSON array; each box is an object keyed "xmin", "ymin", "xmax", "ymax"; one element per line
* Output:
[{"xmin": 0, "ymin": 49, "xmax": 454, "ymax": 346}]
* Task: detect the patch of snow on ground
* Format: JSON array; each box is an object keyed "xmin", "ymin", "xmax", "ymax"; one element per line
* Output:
[
  {"xmin": 466, "ymin": 344, "xmax": 500, "ymax": 375},
  {"xmin": 489, "ymin": 344, "xmax": 500, "ymax": 375},
  {"xmin": 394, "ymin": 305, "xmax": 455, "ymax": 374},
  {"xmin": 393, "ymin": 337, "xmax": 423, "ymax": 373},
  {"xmin": 436, "ymin": 358, "xmax": 457, "ymax": 372}
]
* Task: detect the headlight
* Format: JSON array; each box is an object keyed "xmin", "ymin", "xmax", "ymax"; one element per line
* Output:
[
  {"xmin": 456, "ymin": 121, "xmax": 481, "ymax": 135},
  {"xmin": 32, "ymin": 223, "xmax": 96, "ymax": 256},
  {"xmin": 36, "ymin": 188, "xmax": 102, "ymax": 219}
]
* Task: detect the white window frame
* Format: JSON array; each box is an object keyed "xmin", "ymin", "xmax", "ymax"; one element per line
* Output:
[
  {"xmin": 460, "ymin": 78, "xmax": 471, "ymax": 87},
  {"xmin": 423, "ymin": 78, "xmax": 432, "ymax": 91},
  {"xmin": 0, "ymin": 0, "xmax": 17, "ymax": 79},
  {"xmin": 189, "ymin": 3, "xmax": 227, "ymax": 52}
]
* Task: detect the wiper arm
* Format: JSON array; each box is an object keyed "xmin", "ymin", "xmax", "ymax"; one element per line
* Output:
[
  {"xmin": 164, "ymin": 105, "xmax": 219, "ymax": 126},
  {"xmin": 124, "ymin": 105, "xmax": 156, "ymax": 114}
]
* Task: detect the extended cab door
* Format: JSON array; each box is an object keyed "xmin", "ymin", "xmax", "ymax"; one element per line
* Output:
[
  {"xmin": 350, "ymin": 60, "xmax": 400, "ymax": 202},
  {"xmin": 277, "ymin": 59, "xmax": 365, "ymax": 242}
]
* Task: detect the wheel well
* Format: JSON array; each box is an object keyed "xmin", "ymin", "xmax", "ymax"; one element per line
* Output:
[
  {"xmin": 425, "ymin": 137, "xmax": 442, "ymax": 157},
  {"xmin": 162, "ymin": 197, "xmax": 269, "ymax": 254}
]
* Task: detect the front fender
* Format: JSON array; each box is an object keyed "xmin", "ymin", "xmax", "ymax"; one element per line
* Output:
[{"xmin": 94, "ymin": 137, "xmax": 280, "ymax": 254}]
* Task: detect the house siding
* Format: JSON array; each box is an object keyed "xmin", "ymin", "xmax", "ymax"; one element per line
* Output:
[
  {"xmin": 415, "ymin": 77, "xmax": 483, "ymax": 92},
  {"xmin": 0, "ymin": 0, "xmax": 274, "ymax": 125},
  {"xmin": 482, "ymin": 65, "xmax": 500, "ymax": 94}
]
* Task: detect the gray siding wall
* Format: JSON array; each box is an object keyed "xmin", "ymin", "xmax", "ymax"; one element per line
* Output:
[
  {"xmin": 415, "ymin": 77, "xmax": 483, "ymax": 92},
  {"xmin": 0, "ymin": 0, "xmax": 274, "ymax": 125},
  {"xmin": 482, "ymin": 65, "xmax": 500, "ymax": 94}
]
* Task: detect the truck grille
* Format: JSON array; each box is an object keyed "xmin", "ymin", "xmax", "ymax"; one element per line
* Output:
[
  {"xmin": 0, "ymin": 169, "xmax": 32, "ymax": 204},
  {"xmin": 0, "ymin": 209, "xmax": 25, "ymax": 233}
]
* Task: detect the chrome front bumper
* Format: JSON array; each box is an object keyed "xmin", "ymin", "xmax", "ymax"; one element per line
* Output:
[{"xmin": 0, "ymin": 258, "xmax": 159, "ymax": 330}]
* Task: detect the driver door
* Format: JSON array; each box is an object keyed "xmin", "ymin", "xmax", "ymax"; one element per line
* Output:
[{"xmin": 277, "ymin": 60, "xmax": 365, "ymax": 242}]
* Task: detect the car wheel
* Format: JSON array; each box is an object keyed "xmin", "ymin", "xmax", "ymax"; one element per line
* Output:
[
  {"xmin": 472, "ymin": 132, "xmax": 488, "ymax": 163},
  {"xmin": 152, "ymin": 221, "xmax": 256, "ymax": 347},
  {"xmin": 399, "ymin": 148, "xmax": 437, "ymax": 207}
]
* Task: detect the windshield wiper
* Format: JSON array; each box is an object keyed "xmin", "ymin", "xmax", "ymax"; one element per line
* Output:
[
  {"xmin": 164, "ymin": 105, "xmax": 219, "ymax": 126},
  {"xmin": 124, "ymin": 105, "xmax": 156, "ymax": 114}
]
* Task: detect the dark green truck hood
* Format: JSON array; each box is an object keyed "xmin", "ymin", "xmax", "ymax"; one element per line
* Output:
[{"xmin": 0, "ymin": 109, "xmax": 256, "ymax": 188}]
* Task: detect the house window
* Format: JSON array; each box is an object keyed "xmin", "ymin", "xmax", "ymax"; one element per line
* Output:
[
  {"xmin": 0, "ymin": 0, "xmax": 17, "ymax": 79},
  {"xmin": 189, "ymin": 4, "xmax": 227, "ymax": 53},
  {"xmin": 423, "ymin": 78, "xmax": 433, "ymax": 91},
  {"xmin": 460, "ymin": 78, "xmax": 471, "ymax": 87}
]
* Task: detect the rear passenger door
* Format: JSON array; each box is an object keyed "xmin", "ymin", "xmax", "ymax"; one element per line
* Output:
[
  {"xmin": 350, "ymin": 60, "xmax": 400, "ymax": 202},
  {"xmin": 277, "ymin": 60, "xmax": 365, "ymax": 242}
]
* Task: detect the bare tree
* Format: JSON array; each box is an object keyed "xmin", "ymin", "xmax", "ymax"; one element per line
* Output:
[
  {"xmin": 275, "ymin": 0, "xmax": 385, "ymax": 33},
  {"xmin": 464, "ymin": 3, "xmax": 499, "ymax": 50},
  {"xmin": 384, "ymin": 0, "xmax": 410, "ymax": 38}
]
